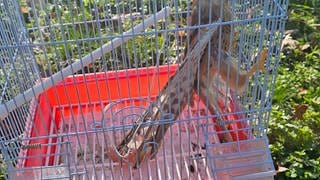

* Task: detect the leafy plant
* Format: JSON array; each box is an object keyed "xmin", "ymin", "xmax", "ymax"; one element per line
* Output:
[
  {"xmin": 21, "ymin": 0, "xmax": 182, "ymax": 75},
  {"xmin": 269, "ymin": 0, "xmax": 320, "ymax": 179},
  {"xmin": 0, "ymin": 154, "xmax": 6, "ymax": 180}
]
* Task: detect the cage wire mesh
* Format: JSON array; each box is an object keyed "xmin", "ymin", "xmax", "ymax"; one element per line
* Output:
[
  {"xmin": 0, "ymin": 0, "xmax": 288, "ymax": 179},
  {"xmin": 0, "ymin": 0, "xmax": 41, "ymax": 170}
]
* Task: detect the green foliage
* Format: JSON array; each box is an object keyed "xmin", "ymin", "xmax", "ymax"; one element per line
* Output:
[
  {"xmin": 23, "ymin": 0, "xmax": 180, "ymax": 75},
  {"xmin": 269, "ymin": 0, "xmax": 320, "ymax": 179},
  {"xmin": 286, "ymin": 0, "xmax": 320, "ymax": 46},
  {"xmin": 0, "ymin": 155, "xmax": 6, "ymax": 180}
]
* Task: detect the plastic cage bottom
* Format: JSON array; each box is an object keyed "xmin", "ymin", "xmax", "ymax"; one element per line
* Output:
[{"xmin": 13, "ymin": 65, "xmax": 274, "ymax": 179}]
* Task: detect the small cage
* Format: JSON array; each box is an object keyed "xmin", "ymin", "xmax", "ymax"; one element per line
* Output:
[{"xmin": 0, "ymin": 0, "xmax": 288, "ymax": 179}]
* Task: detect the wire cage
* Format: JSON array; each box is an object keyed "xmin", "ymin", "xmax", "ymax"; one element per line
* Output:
[
  {"xmin": 0, "ymin": 0, "xmax": 288, "ymax": 179},
  {"xmin": 0, "ymin": 0, "xmax": 41, "ymax": 170}
]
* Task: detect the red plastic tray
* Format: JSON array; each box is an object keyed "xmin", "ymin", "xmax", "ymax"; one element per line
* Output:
[{"xmin": 19, "ymin": 64, "xmax": 249, "ymax": 168}]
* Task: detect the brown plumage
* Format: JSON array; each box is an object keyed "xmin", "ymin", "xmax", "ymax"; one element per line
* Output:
[
  {"xmin": 115, "ymin": 0, "xmax": 268, "ymax": 167},
  {"xmin": 115, "ymin": 26, "xmax": 215, "ymax": 168},
  {"xmin": 193, "ymin": 0, "xmax": 267, "ymax": 142}
]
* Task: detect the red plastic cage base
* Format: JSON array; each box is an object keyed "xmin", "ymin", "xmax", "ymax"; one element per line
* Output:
[{"xmin": 19, "ymin": 64, "xmax": 249, "ymax": 169}]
